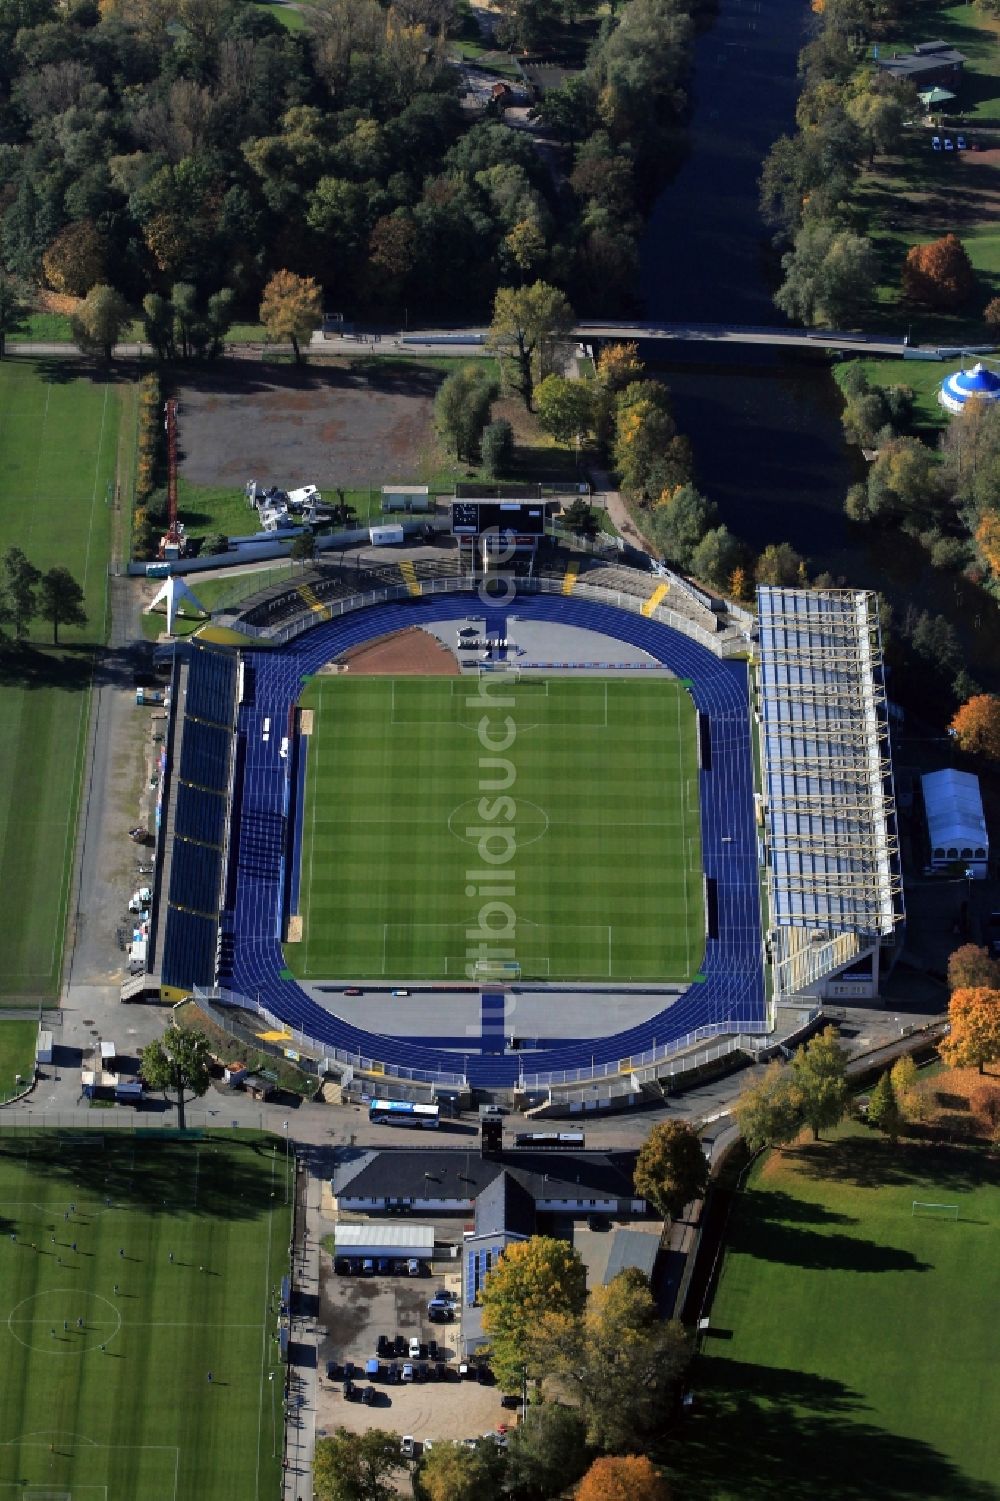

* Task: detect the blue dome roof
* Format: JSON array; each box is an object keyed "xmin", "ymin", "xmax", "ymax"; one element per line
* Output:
[{"xmin": 940, "ymin": 362, "xmax": 1000, "ymax": 412}]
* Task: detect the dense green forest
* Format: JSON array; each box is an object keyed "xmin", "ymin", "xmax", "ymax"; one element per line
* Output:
[{"xmin": 0, "ymin": 0, "xmax": 703, "ymax": 322}]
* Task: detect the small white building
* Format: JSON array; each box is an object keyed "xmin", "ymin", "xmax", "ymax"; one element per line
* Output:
[
  {"xmin": 36, "ymin": 1030, "xmax": 53, "ymax": 1065},
  {"xmin": 332, "ymin": 1222, "xmax": 435, "ymax": 1262},
  {"xmin": 922, "ymin": 768, "xmax": 989, "ymax": 877}
]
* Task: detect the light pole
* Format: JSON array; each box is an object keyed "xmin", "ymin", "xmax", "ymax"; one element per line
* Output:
[{"xmin": 282, "ymin": 1121, "xmax": 290, "ymax": 1204}]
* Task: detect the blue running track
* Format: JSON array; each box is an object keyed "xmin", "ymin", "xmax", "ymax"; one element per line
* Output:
[{"xmin": 229, "ymin": 595, "xmax": 763, "ymax": 1085}]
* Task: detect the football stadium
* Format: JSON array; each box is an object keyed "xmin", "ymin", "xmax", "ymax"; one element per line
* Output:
[{"xmin": 140, "ymin": 505, "xmax": 903, "ymax": 1099}]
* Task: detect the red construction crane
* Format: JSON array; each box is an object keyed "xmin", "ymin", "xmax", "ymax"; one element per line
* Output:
[{"xmin": 157, "ymin": 398, "xmax": 185, "ymax": 560}]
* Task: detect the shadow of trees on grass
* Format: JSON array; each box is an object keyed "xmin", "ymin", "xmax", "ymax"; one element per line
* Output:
[
  {"xmin": 665, "ymin": 1360, "xmax": 999, "ymax": 1501},
  {"xmin": 790, "ymin": 1137, "xmax": 1000, "ymax": 1196}
]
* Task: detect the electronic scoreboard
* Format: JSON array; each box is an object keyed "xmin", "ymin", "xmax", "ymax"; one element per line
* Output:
[{"xmin": 450, "ymin": 500, "xmax": 546, "ymax": 536}]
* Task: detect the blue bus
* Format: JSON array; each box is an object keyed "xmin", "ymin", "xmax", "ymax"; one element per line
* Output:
[{"xmin": 368, "ymin": 1099, "xmax": 440, "ymax": 1129}]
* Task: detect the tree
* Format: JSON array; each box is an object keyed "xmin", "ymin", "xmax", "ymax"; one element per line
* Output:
[
  {"xmin": 775, "ymin": 222, "xmax": 878, "ymax": 327},
  {"xmin": 633, "ymin": 1120, "xmax": 707, "ymax": 1220},
  {"xmin": 480, "ymin": 1236, "xmax": 587, "ymax": 1390},
  {"xmin": 576, "ymin": 1455, "xmax": 670, "ymax": 1501},
  {"xmin": 487, "ymin": 281, "xmax": 575, "ymax": 410},
  {"xmin": 732, "ymin": 1062, "xmax": 801, "ymax": 1151},
  {"xmin": 903, "ymin": 234, "xmax": 975, "ymax": 310},
  {"xmin": 313, "ymin": 1428, "xmax": 403, "ymax": 1501},
  {"xmin": 563, "ymin": 497, "xmax": 599, "ymax": 539},
  {"xmin": 789, "ymin": 1027, "xmax": 848, "ymax": 1139},
  {"xmin": 649, "ymin": 484, "xmax": 718, "ymax": 571},
  {"xmin": 596, "ymin": 341, "xmax": 643, "ymax": 392},
  {"xmin": 977, "ymin": 511, "xmax": 1000, "ymax": 584},
  {"xmin": 612, "ymin": 381, "xmax": 681, "ymax": 500},
  {"xmin": 138, "ymin": 1025, "xmax": 211, "ymax": 1129},
  {"xmin": 690, "ymin": 526, "xmax": 743, "ymax": 590},
  {"xmin": 418, "ymin": 1439, "xmax": 506, "ymax": 1501},
  {"xmin": 755, "ymin": 542, "xmax": 804, "ymax": 587},
  {"xmin": 0, "ymin": 547, "xmax": 41, "ymax": 640},
  {"xmin": 948, "ymin": 944, "xmax": 1000, "ymax": 993},
  {"xmin": 259, "ymin": 269, "xmax": 322, "ymax": 363},
  {"xmin": 38, "ymin": 566, "xmax": 87, "ymax": 645},
  {"xmin": 940, "ymin": 987, "xmax": 1000, "ymax": 1075},
  {"xmin": 70, "ymin": 284, "xmax": 130, "ymax": 362},
  {"xmin": 543, "ymin": 1269, "xmax": 689, "ymax": 1452},
  {"xmin": 434, "ymin": 367, "xmax": 497, "ymax": 463},
  {"xmin": 505, "ymin": 1403, "xmax": 588, "ymax": 1500},
  {"xmin": 290, "ymin": 532, "xmax": 317, "ymax": 566},
  {"xmin": 480, "ymin": 419, "xmax": 514, "ymax": 479},
  {"xmin": 0, "ymin": 273, "xmax": 29, "ymax": 358},
  {"xmin": 535, "ymin": 374, "xmax": 594, "ymax": 443},
  {"xmin": 42, "ymin": 219, "xmax": 106, "ymax": 296},
  {"xmin": 142, "ymin": 293, "xmax": 176, "ymax": 361},
  {"xmin": 985, "ymin": 296, "xmax": 1000, "ymax": 334},
  {"xmin": 949, "ymin": 694, "xmax": 1000, "ymax": 761},
  {"xmin": 203, "ymin": 533, "xmax": 230, "ymax": 557},
  {"xmin": 867, "ymin": 1071, "xmax": 901, "ymax": 1140},
  {"xmin": 968, "ymin": 1078, "xmax": 1000, "ymax": 1139},
  {"xmin": 890, "ymin": 1055, "xmax": 930, "ymax": 1125}
]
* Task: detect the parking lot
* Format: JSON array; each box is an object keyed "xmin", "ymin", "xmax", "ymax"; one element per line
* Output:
[{"xmin": 315, "ymin": 1253, "xmax": 513, "ymax": 1448}]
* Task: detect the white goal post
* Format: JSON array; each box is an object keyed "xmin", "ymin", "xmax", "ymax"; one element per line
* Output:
[
  {"xmin": 911, "ymin": 1201, "xmax": 959, "ymax": 1220},
  {"xmin": 474, "ymin": 959, "xmax": 521, "ymax": 979}
]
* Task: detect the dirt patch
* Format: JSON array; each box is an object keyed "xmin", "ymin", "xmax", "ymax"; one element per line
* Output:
[
  {"xmin": 177, "ymin": 360, "xmax": 446, "ymax": 489},
  {"xmin": 339, "ymin": 628, "xmax": 460, "ymax": 676}
]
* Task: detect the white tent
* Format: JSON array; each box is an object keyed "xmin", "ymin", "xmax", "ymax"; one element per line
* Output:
[
  {"xmin": 148, "ymin": 574, "xmax": 206, "ymax": 635},
  {"xmin": 922, "ymin": 768, "xmax": 989, "ymax": 877}
]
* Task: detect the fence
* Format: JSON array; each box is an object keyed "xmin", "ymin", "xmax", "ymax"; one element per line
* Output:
[{"xmin": 221, "ymin": 575, "xmax": 749, "ymax": 659}]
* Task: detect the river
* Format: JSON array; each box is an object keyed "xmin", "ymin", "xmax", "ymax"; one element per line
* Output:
[{"xmin": 636, "ymin": 0, "xmax": 1000, "ymax": 686}]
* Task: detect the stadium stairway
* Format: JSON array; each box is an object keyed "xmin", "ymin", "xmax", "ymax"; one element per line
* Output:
[
  {"xmin": 399, "ymin": 559, "xmax": 422, "ymax": 597},
  {"xmin": 641, "ymin": 582, "xmax": 670, "ymax": 617},
  {"xmin": 562, "ymin": 562, "xmax": 579, "ymax": 595},
  {"xmin": 295, "ymin": 582, "xmax": 332, "ymax": 620}
]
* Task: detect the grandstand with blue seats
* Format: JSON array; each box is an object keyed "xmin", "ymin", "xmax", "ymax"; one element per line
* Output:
[{"xmin": 158, "ymin": 643, "xmax": 239, "ymax": 996}]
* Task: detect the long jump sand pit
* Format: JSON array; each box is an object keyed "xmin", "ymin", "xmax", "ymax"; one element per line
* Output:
[
  {"xmin": 177, "ymin": 360, "xmax": 444, "ymax": 488},
  {"xmin": 337, "ymin": 627, "xmax": 461, "ymax": 676}
]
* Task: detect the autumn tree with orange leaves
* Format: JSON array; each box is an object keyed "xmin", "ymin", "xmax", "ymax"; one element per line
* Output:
[
  {"xmin": 902, "ymin": 234, "xmax": 975, "ymax": 309},
  {"xmin": 259, "ymin": 271, "xmax": 322, "ymax": 364},
  {"xmin": 576, "ymin": 1455, "xmax": 670, "ymax": 1501},
  {"xmin": 940, "ymin": 988, "xmax": 1000, "ymax": 1075},
  {"xmin": 976, "ymin": 511, "xmax": 1000, "ymax": 583},
  {"xmin": 949, "ymin": 694, "xmax": 1000, "ymax": 760}
]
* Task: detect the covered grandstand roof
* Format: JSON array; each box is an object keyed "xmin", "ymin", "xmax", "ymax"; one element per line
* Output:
[{"xmin": 756, "ymin": 587, "xmax": 901, "ymax": 937}]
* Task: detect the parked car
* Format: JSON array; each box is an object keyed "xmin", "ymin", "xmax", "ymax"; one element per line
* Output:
[
  {"xmin": 931, "ymin": 135, "xmax": 941, "ymax": 150},
  {"xmin": 326, "ymin": 1360, "xmax": 343, "ymax": 1381},
  {"xmin": 477, "ymin": 1363, "xmax": 493, "ymax": 1384},
  {"xmin": 361, "ymin": 1258, "xmax": 375, "ymax": 1276},
  {"xmin": 377, "ymin": 1334, "xmax": 392, "ymax": 1358},
  {"xmin": 944, "ymin": 137, "xmax": 954, "ymax": 150},
  {"xmin": 391, "ymin": 988, "xmax": 410, "ymax": 996},
  {"xmin": 402, "ymin": 1362, "xmax": 414, "ymax": 1383},
  {"xmin": 343, "ymin": 1378, "xmax": 356, "ymax": 1400},
  {"xmin": 459, "ymin": 1362, "xmax": 472, "ymax": 1380},
  {"xmin": 344, "ymin": 987, "xmax": 363, "ymax": 995},
  {"xmin": 587, "ymin": 1214, "xmax": 610, "ymax": 1232},
  {"xmin": 957, "ymin": 135, "xmax": 967, "ymax": 149},
  {"xmin": 428, "ymin": 1307, "xmax": 450, "ymax": 1323},
  {"xmin": 435, "ymin": 1361, "xmax": 449, "ymax": 1381},
  {"xmin": 407, "ymin": 1258, "xmax": 424, "ymax": 1277},
  {"xmin": 401, "ymin": 1436, "xmax": 416, "ymax": 1459},
  {"xmin": 408, "ymin": 1336, "xmax": 422, "ymax": 1359},
  {"xmin": 376, "ymin": 1257, "xmax": 392, "ymax": 1274},
  {"xmin": 334, "ymin": 1256, "xmax": 352, "ymax": 1275},
  {"xmin": 428, "ymin": 1339, "xmax": 439, "ymax": 1361}
]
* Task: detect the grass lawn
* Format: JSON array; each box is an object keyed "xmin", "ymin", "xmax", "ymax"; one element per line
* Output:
[
  {"xmin": 178, "ymin": 480, "xmax": 382, "ymax": 541},
  {"xmin": 0, "ymin": 1132, "xmax": 290, "ymax": 1501},
  {"xmin": 290, "ymin": 675, "xmax": 703, "ymax": 982},
  {"xmin": 832, "ymin": 355, "xmax": 950, "ymax": 438},
  {"xmin": 668, "ymin": 1125, "xmax": 1000, "ymax": 1500},
  {"xmin": 0, "ymin": 1020, "xmax": 38, "ymax": 1099},
  {"xmin": 0, "ymin": 359, "xmax": 130, "ymax": 1003},
  {"xmin": 143, "ymin": 564, "xmax": 301, "ymax": 640}
]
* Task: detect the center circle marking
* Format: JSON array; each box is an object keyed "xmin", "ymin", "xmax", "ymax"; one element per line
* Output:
[
  {"xmin": 7, "ymin": 1289, "xmax": 123, "ymax": 1355},
  {"xmin": 447, "ymin": 797, "xmax": 550, "ymax": 849}
]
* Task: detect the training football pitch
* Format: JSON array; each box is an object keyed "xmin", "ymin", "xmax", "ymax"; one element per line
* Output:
[
  {"xmin": 668, "ymin": 1126, "xmax": 1000, "ymax": 1500},
  {"xmin": 0, "ymin": 1132, "xmax": 290, "ymax": 1501},
  {"xmin": 0, "ymin": 360, "xmax": 128, "ymax": 1002},
  {"xmin": 290, "ymin": 675, "xmax": 704, "ymax": 982}
]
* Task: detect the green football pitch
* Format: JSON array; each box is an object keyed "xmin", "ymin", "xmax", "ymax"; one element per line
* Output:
[
  {"xmin": 668, "ymin": 1126, "xmax": 1000, "ymax": 1500},
  {"xmin": 0, "ymin": 1132, "xmax": 290, "ymax": 1501},
  {"xmin": 0, "ymin": 360, "xmax": 128, "ymax": 1003},
  {"xmin": 290, "ymin": 674, "xmax": 704, "ymax": 982}
]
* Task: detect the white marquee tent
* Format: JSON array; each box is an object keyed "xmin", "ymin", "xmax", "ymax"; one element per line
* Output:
[{"xmin": 921, "ymin": 768, "xmax": 989, "ymax": 877}]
